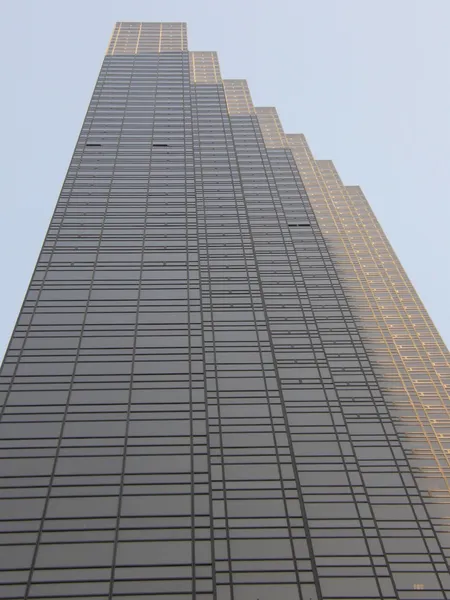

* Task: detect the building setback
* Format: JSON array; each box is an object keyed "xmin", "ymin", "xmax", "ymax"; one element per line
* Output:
[{"xmin": 1, "ymin": 21, "xmax": 450, "ymax": 600}]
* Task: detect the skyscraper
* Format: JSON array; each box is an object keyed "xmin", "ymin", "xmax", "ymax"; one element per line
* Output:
[{"xmin": 0, "ymin": 20, "xmax": 449, "ymax": 599}]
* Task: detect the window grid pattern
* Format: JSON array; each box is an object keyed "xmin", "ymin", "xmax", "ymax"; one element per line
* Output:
[
  {"xmin": 190, "ymin": 53, "xmax": 221, "ymax": 85},
  {"xmin": 223, "ymin": 80, "xmax": 255, "ymax": 116},
  {"xmin": 254, "ymin": 107, "xmax": 289, "ymax": 149},
  {"xmin": 107, "ymin": 22, "xmax": 188, "ymax": 55},
  {"xmin": 0, "ymin": 20, "xmax": 449, "ymax": 600},
  {"xmin": 285, "ymin": 135, "xmax": 450, "ymax": 516}
]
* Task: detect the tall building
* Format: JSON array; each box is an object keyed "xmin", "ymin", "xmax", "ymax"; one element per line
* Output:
[{"xmin": 1, "ymin": 21, "xmax": 449, "ymax": 600}]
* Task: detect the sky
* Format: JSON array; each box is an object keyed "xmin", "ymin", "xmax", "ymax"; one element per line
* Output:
[{"xmin": 0, "ymin": 0, "xmax": 449, "ymax": 361}]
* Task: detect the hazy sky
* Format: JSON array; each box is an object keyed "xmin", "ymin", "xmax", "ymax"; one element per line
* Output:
[{"xmin": 1, "ymin": 0, "xmax": 449, "ymax": 361}]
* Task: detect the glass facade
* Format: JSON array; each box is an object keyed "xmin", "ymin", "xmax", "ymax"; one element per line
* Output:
[{"xmin": 0, "ymin": 21, "xmax": 449, "ymax": 600}]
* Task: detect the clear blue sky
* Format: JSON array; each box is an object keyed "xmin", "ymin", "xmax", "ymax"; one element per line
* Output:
[{"xmin": 1, "ymin": 0, "xmax": 449, "ymax": 361}]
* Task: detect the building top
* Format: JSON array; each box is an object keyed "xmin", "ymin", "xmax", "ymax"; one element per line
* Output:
[
  {"xmin": 223, "ymin": 80, "xmax": 255, "ymax": 115},
  {"xmin": 106, "ymin": 22, "xmax": 188, "ymax": 55}
]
